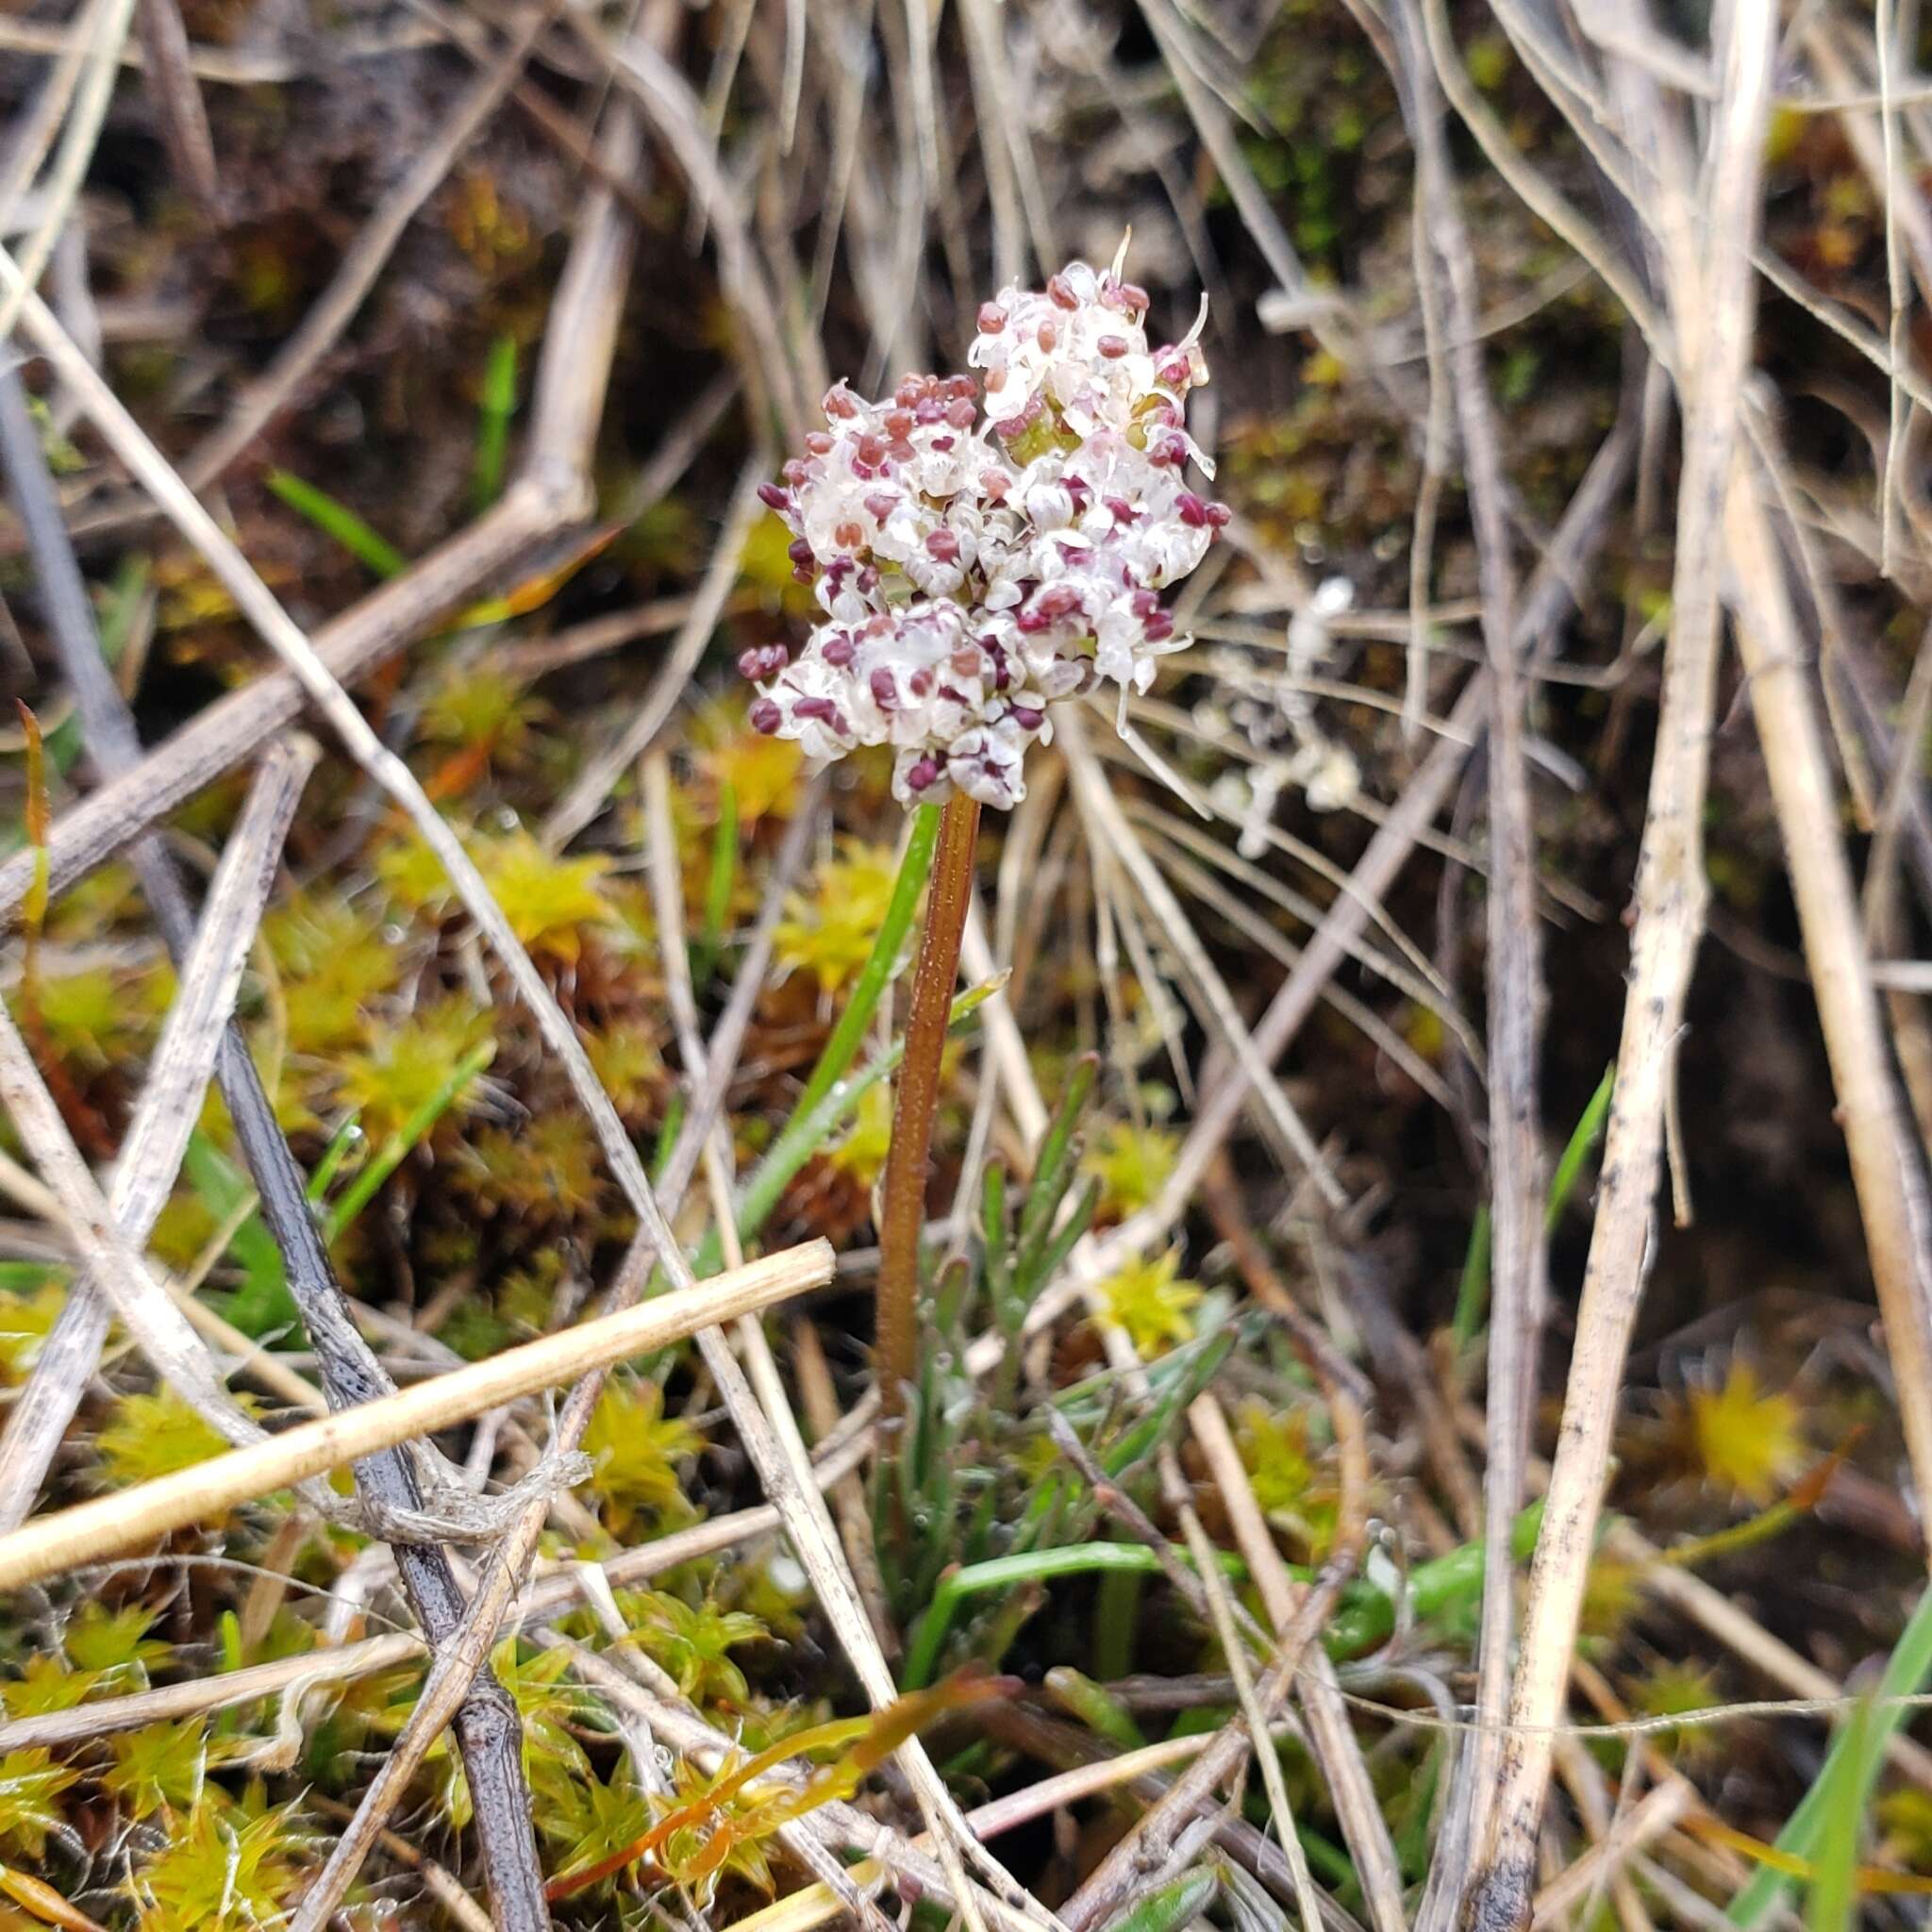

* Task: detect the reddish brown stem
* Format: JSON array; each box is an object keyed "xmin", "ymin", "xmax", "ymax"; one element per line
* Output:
[{"xmin": 875, "ymin": 791, "xmax": 981, "ymax": 1426}]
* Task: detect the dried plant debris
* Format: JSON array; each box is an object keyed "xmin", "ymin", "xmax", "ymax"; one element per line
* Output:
[{"xmin": 0, "ymin": 3, "xmax": 1927, "ymax": 1930}]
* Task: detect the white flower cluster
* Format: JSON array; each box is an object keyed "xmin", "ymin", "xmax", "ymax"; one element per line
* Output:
[{"xmin": 744, "ymin": 260, "xmax": 1226, "ymax": 809}]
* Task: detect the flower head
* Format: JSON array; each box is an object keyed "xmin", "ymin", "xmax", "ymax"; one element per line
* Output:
[
  {"xmin": 748, "ymin": 260, "xmax": 1226, "ymax": 809},
  {"xmin": 970, "ymin": 258, "xmax": 1208, "ymax": 452}
]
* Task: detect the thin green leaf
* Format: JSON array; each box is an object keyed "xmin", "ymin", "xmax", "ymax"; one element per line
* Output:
[
  {"xmin": 980, "ymin": 1161, "xmax": 1012, "ymax": 1321},
  {"xmin": 1806, "ymin": 1701, "xmax": 1867, "ymax": 1932},
  {"xmin": 1730, "ymin": 1587, "xmax": 1932, "ymax": 1925},
  {"xmin": 1547, "ymin": 1061, "xmax": 1615, "ymax": 1227},
  {"xmin": 184, "ymin": 1133, "xmax": 291, "ymax": 1339},
  {"xmin": 266, "ymin": 469, "xmax": 408, "ymax": 580},
  {"xmin": 700, "ymin": 977, "xmax": 1003, "ymax": 1274},
  {"xmin": 1101, "ymin": 1868, "xmax": 1221, "ymax": 1932},
  {"xmin": 703, "ymin": 778, "xmax": 739, "ymax": 955},
  {"xmin": 1015, "ymin": 1052, "xmax": 1098, "ymax": 1266},
  {"xmin": 792, "ymin": 802, "xmax": 941, "ymax": 1124},
  {"xmin": 304, "ymin": 1113, "xmax": 364, "ymax": 1204},
  {"xmin": 471, "ymin": 332, "xmax": 519, "ymax": 512},
  {"xmin": 324, "ymin": 1040, "xmax": 494, "ymax": 1240},
  {"xmin": 902, "ymin": 1541, "xmax": 1249, "ymax": 1689},
  {"xmin": 1455, "ymin": 1062, "xmax": 1615, "ymax": 1347}
]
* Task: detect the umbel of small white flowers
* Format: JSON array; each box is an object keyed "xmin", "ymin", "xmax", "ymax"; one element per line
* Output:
[{"xmin": 742, "ymin": 258, "xmax": 1228, "ymax": 811}]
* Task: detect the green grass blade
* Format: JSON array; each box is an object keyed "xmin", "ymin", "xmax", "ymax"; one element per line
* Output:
[
  {"xmin": 1098, "ymin": 1866, "xmax": 1220, "ymax": 1932},
  {"xmin": 183, "ymin": 1132, "xmax": 292, "ymax": 1339},
  {"xmin": 1044, "ymin": 1666, "xmax": 1146, "ymax": 1749},
  {"xmin": 304, "ymin": 1113, "xmax": 364, "ymax": 1204},
  {"xmin": 1730, "ymin": 1586, "xmax": 1932, "ymax": 1925},
  {"xmin": 1015, "ymin": 1051, "xmax": 1098, "ymax": 1270},
  {"xmin": 323, "ymin": 1041, "xmax": 494, "ymax": 1241},
  {"xmin": 1454, "ymin": 1062, "xmax": 1614, "ymax": 1348},
  {"xmin": 46, "ymin": 557, "xmax": 148, "ymax": 777},
  {"xmin": 702, "ymin": 778, "xmax": 739, "ymax": 957},
  {"xmin": 470, "ymin": 332, "xmax": 519, "ymax": 513},
  {"xmin": 902, "ymin": 1541, "xmax": 1249, "ymax": 1689},
  {"xmin": 652, "ymin": 1091, "xmax": 686, "ymax": 1182},
  {"xmin": 266, "ymin": 469, "xmax": 408, "ymax": 580},
  {"xmin": 1450, "ymin": 1207, "xmax": 1491, "ymax": 1352},
  {"xmin": 980, "ymin": 1160, "xmax": 1012, "ymax": 1320},
  {"xmin": 691, "ymin": 978, "xmax": 1001, "ymax": 1277},
  {"xmin": 692, "ymin": 778, "xmax": 739, "ymax": 984},
  {"xmin": 1547, "ymin": 1061, "xmax": 1614, "ymax": 1227},
  {"xmin": 792, "ymin": 803, "xmax": 941, "ymax": 1124},
  {"xmin": 1805, "ymin": 1702, "xmax": 1867, "ymax": 1932}
]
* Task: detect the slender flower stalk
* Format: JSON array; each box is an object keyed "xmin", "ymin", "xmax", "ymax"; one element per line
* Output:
[
  {"xmin": 747, "ymin": 252, "xmax": 1224, "ymax": 1425},
  {"xmin": 874, "ymin": 791, "xmax": 981, "ymax": 1420}
]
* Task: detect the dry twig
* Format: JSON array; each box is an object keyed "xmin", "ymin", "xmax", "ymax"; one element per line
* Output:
[{"xmin": 1467, "ymin": 19, "xmax": 1776, "ymax": 1924}]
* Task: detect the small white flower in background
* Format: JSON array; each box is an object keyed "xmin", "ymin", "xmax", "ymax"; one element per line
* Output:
[
  {"xmin": 1280, "ymin": 575, "xmax": 1359, "ymax": 813},
  {"xmin": 1199, "ymin": 573, "xmax": 1361, "ymax": 850},
  {"xmin": 1289, "ymin": 739, "xmax": 1360, "ymax": 815},
  {"xmin": 745, "ymin": 257, "xmax": 1227, "ymax": 810},
  {"xmin": 1288, "ymin": 576, "xmax": 1357, "ymax": 678}
]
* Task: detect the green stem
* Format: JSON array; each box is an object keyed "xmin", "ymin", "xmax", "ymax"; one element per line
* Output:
[
  {"xmin": 903, "ymin": 1543, "xmax": 1248, "ymax": 1689},
  {"xmin": 875, "ymin": 791, "xmax": 980, "ymax": 1427},
  {"xmin": 900, "ymin": 1500, "xmax": 1549, "ymax": 1690}
]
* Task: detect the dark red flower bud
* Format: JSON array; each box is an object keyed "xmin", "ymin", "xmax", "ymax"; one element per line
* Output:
[
  {"xmin": 757, "ymin": 481, "xmax": 790, "ymax": 511},
  {"xmin": 750, "ymin": 699, "xmax": 783, "ymax": 733}
]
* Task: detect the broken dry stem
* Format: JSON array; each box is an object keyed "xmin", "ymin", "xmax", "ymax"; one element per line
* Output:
[{"xmin": 0, "ymin": 1241, "xmax": 833, "ymax": 1595}]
